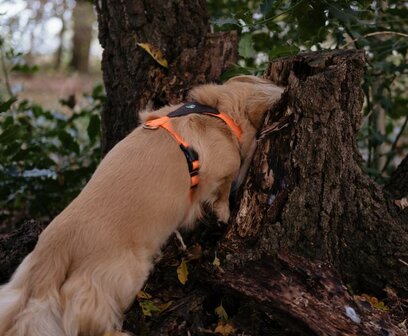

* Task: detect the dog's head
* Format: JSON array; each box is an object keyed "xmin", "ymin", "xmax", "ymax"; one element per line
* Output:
[{"xmin": 189, "ymin": 75, "xmax": 284, "ymax": 130}]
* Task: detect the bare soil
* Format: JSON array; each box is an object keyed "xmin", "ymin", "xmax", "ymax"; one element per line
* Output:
[{"xmin": 9, "ymin": 71, "xmax": 102, "ymax": 111}]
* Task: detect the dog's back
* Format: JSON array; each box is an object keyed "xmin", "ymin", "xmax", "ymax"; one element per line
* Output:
[
  {"xmin": 0, "ymin": 127, "xmax": 193, "ymax": 336},
  {"xmin": 0, "ymin": 76, "xmax": 284, "ymax": 336}
]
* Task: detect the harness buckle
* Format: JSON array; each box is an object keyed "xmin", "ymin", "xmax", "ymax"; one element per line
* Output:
[{"xmin": 143, "ymin": 123, "xmax": 159, "ymax": 130}]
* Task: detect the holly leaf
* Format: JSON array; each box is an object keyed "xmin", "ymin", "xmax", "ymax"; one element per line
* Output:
[{"xmin": 137, "ymin": 42, "xmax": 168, "ymax": 68}]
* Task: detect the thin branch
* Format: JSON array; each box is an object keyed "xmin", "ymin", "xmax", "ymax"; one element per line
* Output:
[
  {"xmin": 381, "ymin": 115, "xmax": 408, "ymax": 174},
  {"xmin": 239, "ymin": 0, "xmax": 306, "ymax": 29},
  {"xmin": 342, "ymin": 31, "xmax": 408, "ymax": 48}
]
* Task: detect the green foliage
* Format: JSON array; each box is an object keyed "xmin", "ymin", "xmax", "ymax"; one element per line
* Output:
[
  {"xmin": 0, "ymin": 89, "xmax": 103, "ymax": 231},
  {"xmin": 0, "ymin": 32, "xmax": 103, "ymax": 230},
  {"xmin": 208, "ymin": 0, "xmax": 408, "ymax": 180}
]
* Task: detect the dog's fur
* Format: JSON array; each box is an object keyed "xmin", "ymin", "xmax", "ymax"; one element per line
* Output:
[{"xmin": 0, "ymin": 76, "xmax": 283, "ymax": 336}]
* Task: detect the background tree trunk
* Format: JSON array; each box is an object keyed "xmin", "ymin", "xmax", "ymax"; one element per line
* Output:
[
  {"xmin": 54, "ymin": 0, "xmax": 67, "ymax": 71},
  {"xmin": 70, "ymin": 0, "xmax": 94, "ymax": 73},
  {"xmin": 95, "ymin": 0, "xmax": 238, "ymax": 154}
]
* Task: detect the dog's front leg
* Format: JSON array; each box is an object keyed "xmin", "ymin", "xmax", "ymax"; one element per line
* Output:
[{"xmin": 213, "ymin": 175, "xmax": 234, "ymax": 224}]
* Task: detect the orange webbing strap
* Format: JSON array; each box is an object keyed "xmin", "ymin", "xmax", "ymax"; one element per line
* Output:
[
  {"xmin": 144, "ymin": 116, "xmax": 188, "ymax": 147},
  {"xmin": 143, "ymin": 117, "xmax": 200, "ymax": 199},
  {"xmin": 143, "ymin": 110, "xmax": 242, "ymax": 202},
  {"xmin": 206, "ymin": 112, "xmax": 242, "ymax": 141}
]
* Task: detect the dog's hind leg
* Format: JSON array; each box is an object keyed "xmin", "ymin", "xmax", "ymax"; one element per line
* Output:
[{"xmin": 61, "ymin": 251, "xmax": 151, "ymax": 336}]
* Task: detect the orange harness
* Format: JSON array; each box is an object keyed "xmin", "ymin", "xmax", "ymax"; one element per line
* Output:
[{"xmin": 143, "ymin": 102, "xmax": 242, "ymax": 198}]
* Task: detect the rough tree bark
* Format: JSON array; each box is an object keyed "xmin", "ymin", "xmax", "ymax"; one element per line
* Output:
[
  {"xmin": 224, "ymin": 50, "xmax": 408, "ymax": 294},
  {"xmin": 95, "ymin": 0, "xmax": 237, "ymax": 154},
  {"xmin": 117, "ymin": 49, "xmax": 407, "ymax": 336},
  {"xmin": 207, "ymin": 50, "xmax": 408, "ymax": 334}
]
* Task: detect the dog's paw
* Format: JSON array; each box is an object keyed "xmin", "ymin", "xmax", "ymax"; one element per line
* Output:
[{"xmin": 214, "ymin": 203, "xmax": 230, "ymax": 224}]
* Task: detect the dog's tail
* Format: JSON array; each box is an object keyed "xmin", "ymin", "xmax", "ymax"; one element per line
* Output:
[{"xmin": 0, "ymin": 242, "xmax": 69, "ymax": 336}]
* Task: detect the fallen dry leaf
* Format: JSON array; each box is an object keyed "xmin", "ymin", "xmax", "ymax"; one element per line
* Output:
[
  {"xmin": 177, "ymin": 259, "xmax": 189, "ymax": 285},
  {"xmin": 215, "ymin": 304, "xmax": 228, "ymax": 321},
  {"xmin": 214, "ymin": 321, "xmax": 235, "ymax": 336},
  {"xmin": 137, "ymin": 290, "xmax": 152, "ymax": 299},
  {"xmin": 137, "ymin": 42, "xmax": 168, "ymax": 68}
]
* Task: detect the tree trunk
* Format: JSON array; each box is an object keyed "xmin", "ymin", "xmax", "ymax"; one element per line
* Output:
[
  {"xmin": 95, "ymin": 0, "xmax": 238, "ymax": 154},
  {"xmin": 54, "ymin": 4, "xmax": 67, "ymax": 70},
  {"xmin": 120, "ymin": 49, "xmax": 408, "ymax": 335},
  {"xmin": 70, "ymin": 0, "xmax": 94, "ymax": 73},
  {"xmin": 224, "ymin": 50, "xmax": 408, "ymax": 294}
]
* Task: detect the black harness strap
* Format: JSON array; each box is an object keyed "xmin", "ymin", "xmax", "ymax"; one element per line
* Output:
[
  {"xmin": 167, "ymin": 102, "xmax": 219, "ymax": 118},
  {"xmin": 143, "ymin": 102, "xmax": 241, "ymax": 199}
]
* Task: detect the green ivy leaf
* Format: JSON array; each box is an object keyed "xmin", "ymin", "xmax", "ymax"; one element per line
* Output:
[
  {"xmin": 0, "ymin": 97, "xmax": 17, "ymax": 113},
  {"xmin": 87, "ymin": 114, "xmax": 100, "ymax": 143},
  {"xmin": 91, "ymin": 84, "xmax": 106, "ymax": 102},
  {"xmin": 260, "ymin": 0, "xmax": 277, "ymax": 16},
  {"xmin": 139, "ymin": 300, "xmax": 161, "ymax": 317},
  {"xmin": 0, "ymin": 124, "xmax": 21, "ymax": 142},
  {"xmin": 11, "ymin": 63, "xmax": 39, "ymax": 74},
  {"xmin": 58, "ymin": 131, "xmax": 80, "ymax": 155},
  {"xmin": 238, "ymin": 34, "xmax": 256, "ymax": 59},
  {"xmin": 220, "ymin": 64, "xmax": 252, "ymax": 81},
  {"xmin": 269, "ymin": 45, "xmax": 299, "ymax": 59}
]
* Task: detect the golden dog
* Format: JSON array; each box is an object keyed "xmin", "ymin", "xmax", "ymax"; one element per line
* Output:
[{"xmin": 0, "ymin": 76, "xmax": 283, "ymax": 336}]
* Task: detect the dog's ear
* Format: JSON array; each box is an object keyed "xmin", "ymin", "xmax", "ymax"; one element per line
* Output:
[
  {"xmin": 245, "ymin": 83, "xmax": 284, "ymax": 128},
  {"xmin": 188, "ymin": 83, "xmax": 224, "ymax": 108},
  {"xmin": 225, "ymin": 76, "xmax": 284, "ymax": 129}
]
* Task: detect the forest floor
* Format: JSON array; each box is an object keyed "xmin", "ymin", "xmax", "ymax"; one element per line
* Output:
[{"xmin": 9, "ymin": 71, "xmax": 102, "ymax": 112}]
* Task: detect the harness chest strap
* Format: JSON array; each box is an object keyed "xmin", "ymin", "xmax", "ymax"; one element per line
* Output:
[
  {"xmin": 144, "ymin": 116, "xmax": 200, "ymax": 188},
  {"xmin": 143, "ymin": 103, "xmax": 242, "ymax": 195}
]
